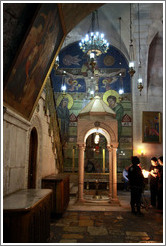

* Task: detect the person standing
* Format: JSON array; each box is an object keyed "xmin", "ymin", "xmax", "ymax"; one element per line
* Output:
[
  {"xmin": 149, "ymin": 157, "xmax": 160, "ymax": 208},
  {"xmin": 128, "ymin": 156, "xmax": 145, "ymax": 216},
  {"xmin": 157, "ymin": 156, "xmax": 163, "ymax": 210},
  {"xmin": 122, "ymin": 167, "xmax": 129, "ymax": 191}
]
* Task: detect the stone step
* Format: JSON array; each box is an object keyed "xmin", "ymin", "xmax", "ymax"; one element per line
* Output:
[{"xmin": 70, "ymin": 185, "xmax": 78, "ymax": 196}]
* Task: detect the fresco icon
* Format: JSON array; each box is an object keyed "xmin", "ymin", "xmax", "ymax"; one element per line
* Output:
[
  {"xmin": 56, "ymin": 94, "xmax": 73, "ymax": 144},
  {"xmin": 103, "ymin": 90, "xmax": 124, "ymax": 140}
]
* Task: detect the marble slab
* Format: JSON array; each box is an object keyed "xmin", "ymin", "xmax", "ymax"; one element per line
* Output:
[{"xmin": 3, "ymin": 189, "xmax": 52, "ymax": 211}]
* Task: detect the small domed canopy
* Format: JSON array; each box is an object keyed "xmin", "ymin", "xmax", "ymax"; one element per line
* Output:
[
  {"xmin": 79, "ymin": 95, "xmax": 116, "ymax": 116},
  {"xmin": 77, "ymin": 95, "xmax": 119, "ymax": 203}
]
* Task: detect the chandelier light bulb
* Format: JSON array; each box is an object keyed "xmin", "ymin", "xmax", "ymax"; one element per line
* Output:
[
  {"xmin": 129, "ymin": 61, "xmax": 134, "ymax": 68},
  {"xmin": 138, "ymin": 78, "xmax": 142, "ymax": 83},
  {"xmin": 137, "ymin": 77, "xmax": 143, "ymax": 95},
  {"xmin": 119, "ymin": 89, "xmax": 124, "ymax": 95},
  {"xmin": 90, "ymin": 52, "xmax": 95, "ymax": 59},
  {"xmin": 61, "ymin": 84, "xmax": 66, "ymax": 91},
  {"xmin": 54, "ymin": 55, "xmax": 59, "ymax": 70},
  {"xmin": 56, "ymin": 55, "xmax": 59, "ymax": 62}
]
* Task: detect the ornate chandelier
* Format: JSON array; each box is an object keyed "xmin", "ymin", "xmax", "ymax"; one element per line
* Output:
[{"xmin": 79, "ymin": 10, "xmax": 109, "ymax": 57}]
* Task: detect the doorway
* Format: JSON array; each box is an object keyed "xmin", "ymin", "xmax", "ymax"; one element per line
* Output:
[
  {"xmin": 28, "ymin": 127, "xmax": 38, "ymax": 188},
  {"xmin": 84, "ymin": 132, "xmax": 109, "ymax": 200}
]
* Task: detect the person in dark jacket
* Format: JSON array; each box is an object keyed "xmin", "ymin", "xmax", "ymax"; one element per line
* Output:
[
  {"xmin": 149, "ymin": 157, "xmax": 160, "ymax": 208},
  {"xmin": 128, "ymin": 156, "xmax": 145, "ymax": 215},
  {"xmin": 157, "ymin": 156, "xmax": 163, "ymax": 210}
]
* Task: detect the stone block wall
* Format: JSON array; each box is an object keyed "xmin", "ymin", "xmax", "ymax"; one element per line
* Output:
[
  {"xmin": 3, "ymin": 92, "xmax": 58, "ymax": 196},
  {"xmin": 132, "ymin": 3, "xmax": 163, "ymax": 166}
]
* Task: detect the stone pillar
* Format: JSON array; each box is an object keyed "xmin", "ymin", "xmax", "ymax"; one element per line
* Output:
[
  {"xmin": 107, "ymin": 146, "xmax": 113, "ymax": 201},
  {"xmin": 78, "ymin": 144, "xmax": 85, "ymax": 202},
  {"xmin": 112, "ymin": 146, "xmax": 118, "ymax": 201}
]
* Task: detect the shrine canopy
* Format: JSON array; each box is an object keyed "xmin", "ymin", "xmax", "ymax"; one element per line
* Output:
[{"xmin": 79, "ymin": 96, "xmax": 116, "ymax": 117}]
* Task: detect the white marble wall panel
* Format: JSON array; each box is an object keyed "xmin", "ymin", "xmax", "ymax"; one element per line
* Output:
[
  {"xmin": 3, "ymin": 111, "xmax": 30, "ymax": 195},
  {"xmin": 3, "ymin": 92, "xmax": 59, "ymax": 196},
  {"xmin": 8, "ymin": 167, "xmax": 25, "ymax": 194},
  {"xmin": 15, "ymin": 127, "xmax": 27, "ymax": 167}
]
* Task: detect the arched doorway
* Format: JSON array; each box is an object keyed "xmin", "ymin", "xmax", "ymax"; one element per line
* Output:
[
  {"xmin": 85, "ymin": 132, "xmax": 109, "ymax": 174},
  {"xmin": 77, "ymin": 126, "xmax": 119, "ymax": 203},
  {"xmin": 84, "ymin": 132, "xmax": 109, "ymax": 200},
  {"xmin": 28, "ymin": 127, "xmax": 38, "ymax": 188}
]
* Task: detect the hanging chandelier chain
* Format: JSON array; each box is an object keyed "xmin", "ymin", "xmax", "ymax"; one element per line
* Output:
[
  {"xmin": 91, "ymin": 11, "xmax": 95, "ymax": 33},
  {"xmin": 96, "ymin": 10, "xmax": 99, "ymax": 32},
  {"xmin": 119, "ymin": 17, "xmax": 122, "ymax": 51},
  {"xmin": 130, "ymin": 3, "xmax": 132, "ymax": 42},
  {"xmin": 138, "ymin": 3, "xmax": 141, "ymax": 67},
  {"xmin": 89, "ymin": 11, "xmax": 99, "ymax": 34},
  {"xmin": 137, "ymin": 3, "xmax": 143, "ymax": 95},
  {"xmin": 128, "ymin": 3, "xmax": 136, "ymax": 77},
  {"xmin": 119, "ymin": 17, "xmax": 122, "ymax": 64}
]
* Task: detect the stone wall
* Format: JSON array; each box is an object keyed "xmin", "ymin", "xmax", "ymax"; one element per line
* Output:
[
  {"xmin": 3, "ymin": 92, "xmax": 58, "ymax": 196},
  {"xmin": 132, "ymin": 3, "xmax": 163, "ymax": 168}
]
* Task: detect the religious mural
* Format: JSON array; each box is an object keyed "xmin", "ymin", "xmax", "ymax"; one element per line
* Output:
[
  {"xmin": 4, "ymin": 4, "xmax": 64, "ymax": 120},
  {"xmin": 50, "ymin": 41, "xmax": 132, "ymax": 173},
  {"xmin": 56, "ymin": 94, "xmax": 73, "ymax": 145},
  {"xmin": 103, "ymin": 90, "xmax": 124, "ymax": 140}
]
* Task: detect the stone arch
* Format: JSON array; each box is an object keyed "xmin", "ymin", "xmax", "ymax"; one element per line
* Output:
[
  {"xmin": 77, "ymin": 120, "xmax": 117, "ymax": 146},
  {"xmin": 26, "ymin": 114, "xmax": 43, "ymax": 188},
  {"xmin": 147, "ymin": 20, "xmax": 163, "ymax": 96},
  {"xmin": 84, "ymin": 127, "xmax": 110, "ymax": 146},
  {"xmin": 147, "ymin": 19, "xmax": 163, "ymax": 46}
]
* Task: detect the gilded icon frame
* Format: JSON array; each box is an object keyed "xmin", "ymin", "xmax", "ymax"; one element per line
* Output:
[{"xmin": 142, "ymin": 111, "xmax": 162, "ymax": 143}]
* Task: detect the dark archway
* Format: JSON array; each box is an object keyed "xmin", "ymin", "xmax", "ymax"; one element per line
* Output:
[{"xmin": 28, "ymin": 127, "xmax": 38, "ymax": 188}]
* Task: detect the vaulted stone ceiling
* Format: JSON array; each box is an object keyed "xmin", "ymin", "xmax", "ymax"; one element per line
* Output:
[{"xmin": 62, "ymin": 3, "xmax": 163, "ymax": 62}]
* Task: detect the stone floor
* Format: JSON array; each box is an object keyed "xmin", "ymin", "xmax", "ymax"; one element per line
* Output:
[{"xmin": 49, "ymin": 191, "xmax": 163, "ymax": 244}]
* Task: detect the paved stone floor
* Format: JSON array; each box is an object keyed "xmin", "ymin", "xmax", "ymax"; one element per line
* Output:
[{"xmin": 49, "ymin": 191, "xmax": 163, "ymax": 244}]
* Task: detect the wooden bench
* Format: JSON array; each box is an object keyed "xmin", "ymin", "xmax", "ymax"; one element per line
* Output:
[
  {"xmin": 3, "ymin": 189, "xmax": 52, "ymax": 243},
  {"xmin": 42, "ymin": 174, "xmax": 70, "ymax": 216}
]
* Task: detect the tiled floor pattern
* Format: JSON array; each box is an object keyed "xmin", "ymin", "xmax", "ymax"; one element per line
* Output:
[
  {"xmin": 49, "ymin": 191, "xmax": 163, "ymax": 244},
  {"xmin": 49, "ymin": 210, "xmax": 163, "ymax": 244}
]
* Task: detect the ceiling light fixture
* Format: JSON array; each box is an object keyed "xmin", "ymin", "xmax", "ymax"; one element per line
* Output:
[
  {"xmin": 54, "ymin": 55, "xmax": 59, "ymax": 70},
  {"xmin": 118, "ymin": 17, "xmax": 124, "ymax": 99},
  {"xmin": 79, "ymin": 10, "xmax": 109, "ymax": 57},
  {"xmin": 137, "ymin": 3, "xmax": 143, "ymax": 95},
  {"xmin": 94, "ymin": 133, "xmax": 100, "ymax": 145},
  {"xmin": 128, "ymin": 4, "xmax": 135, "ymax": 77},
  {"xmin": 61, "ymin": 76, "xmax": 66, "ymax": 96}
]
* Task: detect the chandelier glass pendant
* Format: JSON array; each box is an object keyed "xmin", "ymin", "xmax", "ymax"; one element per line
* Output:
[{"xmin": 79, "ymin": 10, "xmax": 109, "ymax": 57}]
